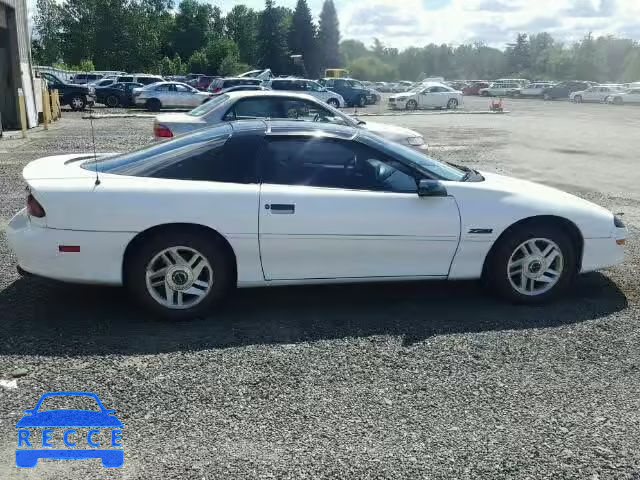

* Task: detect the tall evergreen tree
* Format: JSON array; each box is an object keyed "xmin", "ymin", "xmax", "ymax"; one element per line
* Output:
[
  {"xmin": 288, "ymin": 0, "xmax": 318, "ymax": 77},
  {"xmin": 170, "ymin": 0, "xmax": 214, "ymax": 61},
  {"xmin": 226, "ymin": 5, "xmax": 259, "ymax": 65},
  {"xmin": 318, "ymin": 0, "xmax": 340, "ymax": 70},
  {"xmin": 257, "ymin": 0, "xmax": 290, "ymax": 74}
]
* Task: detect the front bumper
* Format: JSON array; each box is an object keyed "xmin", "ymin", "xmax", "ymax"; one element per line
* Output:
[
  {"xmin": 6, "ymin": 209, "xmax": 135, "ymax": 286},
  {"xmin": 581, "ymin": 230, "xmax": 627, "ymax": 273}
]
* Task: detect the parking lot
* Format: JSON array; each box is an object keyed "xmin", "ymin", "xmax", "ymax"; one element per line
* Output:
[{"xmin": 1, "ymin": 97, "xmax": 639, "ymax": 479}]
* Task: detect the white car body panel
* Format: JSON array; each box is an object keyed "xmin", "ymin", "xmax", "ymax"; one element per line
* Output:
[
  {"xmin": 606, "ymin": 89, "xmax": 640, "ymax": 104},
  {"xmin": 7, "ymin": 138, "xmax": 627, "ymax": 292},
  {"xmin": 571, "ymin": 86, "xmax": 625, "ymax": 103},
  {"xmin": 154, "ymin": 92, "xmax": 426, "ymax": 149},
  {"xmin": 259, "ymin": 184, "xmax": 460, "ymax": 280},
  {"xmin": 135, "ymin": 82, "xmax": 211, "ymax": 109}
]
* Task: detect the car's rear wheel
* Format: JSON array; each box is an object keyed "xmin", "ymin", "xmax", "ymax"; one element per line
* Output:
[
  {"xmin": 406, "ymin": 99, "xmax": 418, "ymax": 110},
  {"xmin": 573, "ymin": 95, "xmax": 582, "ymax": 103},
  {"xmin": 105, "ymin": 95, "xmax": 119, "ymax": 108},
  {"xmin": 146, "ymin": 98, "xmax": 161, "ymax": 112},
  {"xmin": 447, "ymin": 98, "xmax": 459, "ymax": 109},
  {"xmin": 327, "ymin": 98, "xmax": 340, "ymax": 108},
  {"xmin": 357, "ymin": 95, "xmax": 367, "ymax": 107},
  {"xmin": 613, "ymin": 96, "xmax": 624, "ymax": 105},
  {"xmin": 484, "ymin": 224, "xmax": 577, "ymax": 304},
  {"xmin": 125, "ymin": 230, "xmax": 234, "ymax": 319},
  {"xmin": 543, "ymin": 93, "xmax": 552, "ymax": 101}
]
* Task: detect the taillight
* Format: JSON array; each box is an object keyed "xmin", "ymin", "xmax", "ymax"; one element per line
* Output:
[
  {"xmin": 153, "ymin": 123, "xmax": 173, "ymax": 138},
  {"xmin": 27, "ymin": 193, "xmax": 46, "ymax": 218}
]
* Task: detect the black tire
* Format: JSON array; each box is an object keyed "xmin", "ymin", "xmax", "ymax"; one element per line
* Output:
[
  {"xmin": 613, "ymin": 96, "xmax": 623, "ymax": 105},
  {"xmin": 69, "ymin": 95, "xmax": 86, "ymax": 111},
  {"xmin": 358, "ymin": 95, "xmax": 367, "ymax": 108},
  {"xmin": 406, "ymin": 99, "xmax": 418, "ymax": 110},
  {"xmin": 573, "ymin": 95, "xmax": 582, "ymax": 103},
  {"xmin": 327, "ymin": 98, "xmax": 340, "ymax": 108},
  {"xmin": 105, "ymin": 95, "xmax": 119, "ymax": 108},
  {"xmin": 146, "ymin": 98, "xmax": 161, "ymax": 112},
  {"xmin": 481, "ymin": 91, "xmax": 490, "ymax": 97},
  {"xmin": 447, "ymin": 98, "xmax": 459, "ymax": 109},
  {"xmin": 125, "ymin": 229, "xmax": 235, "ymax": 320},
  {"xmin": 484, "ymin": 223, "xmax": 577, "ymax": 304}
]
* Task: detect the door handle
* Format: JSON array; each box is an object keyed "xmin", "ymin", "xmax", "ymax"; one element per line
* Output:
[{"xmin": 266, "ymin": 204, "xmax": 295, "ymax": 214}]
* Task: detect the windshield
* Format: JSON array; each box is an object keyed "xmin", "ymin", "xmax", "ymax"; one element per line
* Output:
[
  {"xmin": 188, "ymin": 94, "xmax": 230, "ymax": 117},
  {"xmin": 361, "ymin": 134, "xmax": 467, "ymax": 181}
]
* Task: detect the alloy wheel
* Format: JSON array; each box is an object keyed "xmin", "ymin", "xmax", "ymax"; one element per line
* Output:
[
  {"xmin": 507, "ymin": 238, "xmax": 564, "ymax": 296},
  {"xmin": 145, "ymin": 246, "xmax": 213, "ymax": 309}
]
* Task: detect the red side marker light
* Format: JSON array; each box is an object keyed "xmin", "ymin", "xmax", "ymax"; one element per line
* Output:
[{"xmin": 59, "ymin": 245, "xmax": 81, "ymax": 253}]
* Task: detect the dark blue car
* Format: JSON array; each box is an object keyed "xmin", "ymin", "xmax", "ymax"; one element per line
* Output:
[
  {"xmin": 320, "ymin": 77, "xmax": 370, "ymax": 107},
  {"xmin": 16, "ymin": 391, "xmax": 123, "ymax": 468}
]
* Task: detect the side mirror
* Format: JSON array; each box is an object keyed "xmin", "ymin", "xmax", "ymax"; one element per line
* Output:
[{"xmin": 418, "ymin": 179, "xmax": 447, "ymax": 197}]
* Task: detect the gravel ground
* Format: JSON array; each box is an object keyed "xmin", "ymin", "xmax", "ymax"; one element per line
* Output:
[{"xmin": 0, "ymin": 101, "xmax": 639, "ymax": 479}]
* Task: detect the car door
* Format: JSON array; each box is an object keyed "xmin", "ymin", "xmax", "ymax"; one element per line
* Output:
[
  {"xmin": 258, "ymin": 136, "xmax": 461, "ymax": 280},
  {"xmin": 175, "ymin": 83, "xmax": 198, "ymax": 107},
  {"xmin": 419, "ymin": 87, "xmax": 437, "ymax": 108}
]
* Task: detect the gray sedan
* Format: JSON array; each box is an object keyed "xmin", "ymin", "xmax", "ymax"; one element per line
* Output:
[
  {"xmin": 134, "ymin": 82, "xmax": 212, "ymax": 111},
  {"xmin": 152, "ymin": 91, "xmax": 428, "ymax": 150}
]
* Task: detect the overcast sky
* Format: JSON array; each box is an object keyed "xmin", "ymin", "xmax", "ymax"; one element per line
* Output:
[{"xmin": 29, "ymin": 0, "xmax": 640, "ymax": 50}]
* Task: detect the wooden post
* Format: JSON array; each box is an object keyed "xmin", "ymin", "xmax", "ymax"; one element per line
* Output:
[
  {"xmin": 54, "ymin": 90, "xmax": 61, "ymax": 119},
  {"xmin": 43, "ymin": 87, "xmax": 51, "ymax": 130},
  {"xmin": 17, "ymin": 88, "xmax": 27, "ymax": 138}
]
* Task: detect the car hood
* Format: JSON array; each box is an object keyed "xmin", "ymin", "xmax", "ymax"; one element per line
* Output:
[
  {"xmin": 360, "ymin": 121, "xmax": 422, "ymax": 141},
  {"xmin": 16, "ymin": 409, "xmax": 123, "ymax": 427}
]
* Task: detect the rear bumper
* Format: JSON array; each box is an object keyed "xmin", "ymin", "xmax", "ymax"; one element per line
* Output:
[{"xmin": 6, "ymin": 209, "xmax": 134, "ymax": 286}]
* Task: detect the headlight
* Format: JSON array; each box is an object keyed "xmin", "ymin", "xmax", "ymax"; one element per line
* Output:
[
  {"xmin": 614, "ymin": 215, "xmax": 625, "ymax": 228},
  {"xmin": 407, "ymin": 136, "xmax": 425, "ymax": 146}
]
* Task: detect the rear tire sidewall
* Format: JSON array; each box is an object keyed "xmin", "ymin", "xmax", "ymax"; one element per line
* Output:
[
  {"xmin": 125, "ymin": 230, "xmax": 234, "ymax": 320},
  {"xmin": 574, "ymin": 95, "xmax": 582, "ymax": 103},
  {"xmin": 447, "ymin": 98, "xmax": 458, "ymax": 109},
  {"xmin": 327, "ymin": 98, "xmax": 340, "ymax": 108},
  {"xmin": 484, "ymin": 224, "xmax": 577, "ymax": 304},
  {"xmin": 406, "ymin": 100, "xmax": 418, "ymax": 110},
  {"xmin": 358, "ymin": 95, "xmax": 366, "ymax": 107}
]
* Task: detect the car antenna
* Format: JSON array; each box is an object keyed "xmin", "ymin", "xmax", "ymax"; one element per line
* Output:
[{"xmin": 87, "ymin": 70, "xmax": 100, "ymax": 186}]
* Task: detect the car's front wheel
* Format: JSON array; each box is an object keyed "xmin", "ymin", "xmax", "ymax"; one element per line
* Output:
[
  {"xmin": 125, "ymin": 230, "xmax": 234, "ymax": 319},
  {"xmin": 406, "ymin": 99, "xmax": 418, "ymax": 110},
  {"xmin": 484, "ymin": 223, "xmax": 576, "ymax": 304},
  {"xmin": 327, "ymin": 98, "xmax": 340, "ymax": 108},
  {"xmin": 573, "ymin": 95, "xmax": 582, "ymax": 103},
  {"xmin": 447, "ymin": 98, "xmax": 459, "ymax": 109}
]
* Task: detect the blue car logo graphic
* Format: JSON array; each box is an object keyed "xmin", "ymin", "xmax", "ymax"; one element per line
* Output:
[{"xmin": 16, "ymin": 391, "xmax": 123, "ymax": 468}]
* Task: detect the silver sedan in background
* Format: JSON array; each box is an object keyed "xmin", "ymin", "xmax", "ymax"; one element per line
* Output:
[
  {"xmin": 152, "ymin": 91, "xmax": 428, "ymax": 150},
  {"xmin": 134, "ymin": 82, "xmax": 212, "ymax": 111}
]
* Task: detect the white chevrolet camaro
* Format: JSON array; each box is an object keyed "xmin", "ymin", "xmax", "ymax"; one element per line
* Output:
[{"xmin": 7, "ymin": 121, "xmax": 627, "ymax": 319}]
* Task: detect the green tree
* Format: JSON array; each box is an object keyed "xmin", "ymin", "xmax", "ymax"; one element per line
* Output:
[
  {"xmin": 623, "ymin": 48, "xmax": 640, "ymax": 82},
  {"xmin": 59, "ymin": 0, "xmax": 96, "ymax": 66},
  {"xmin": 340, "ymin": 39, "xmax": 368, "ymax": 65},
  {"xmin": 257, "ymin": 0, "xmax": 290, "ymax": 74},
  {"xmin": 33, "ymin": 0, "xmax": 62, "ymax": 65},
  {"xmin": 348, "ymin": 56, "xmax": 398, "ymax": 81},
  {"xmin": 225, "ymin": 5, "xmax": 258, "ymax": 65},
  {"xmin": 318, "ymin": 0, "xmax": 340, "ymax": 69},
  {"xmin": 188, "ymin": 49, "xmax": 208, "ymax": 74},
  {"xmin": 171, "ymin": 0, "xmax": 214, "ymax": 62},
  {"xmin": 203, "ymin": 37, "xmax": 240, "ymax": 74},
  {"xmin": 573, "ymin": 33, "xmax": 605, "ymax": 81},
  {"xmin": 507, "ymin": 33, "xmax": 531, "ymax": 74},
  {"xmin": 289, "ymin": 0, "xmax": 318, "ymax": 77}
]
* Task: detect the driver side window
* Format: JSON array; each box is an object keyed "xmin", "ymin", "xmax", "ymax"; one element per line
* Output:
[{"xmin": 277, "ymin": 99, "xmax": 348, "ymax": 126}]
